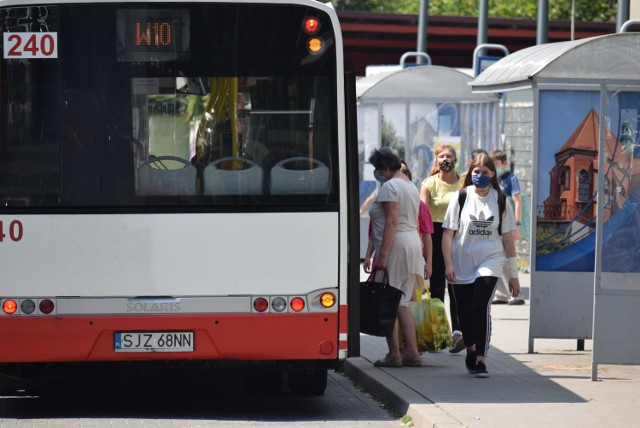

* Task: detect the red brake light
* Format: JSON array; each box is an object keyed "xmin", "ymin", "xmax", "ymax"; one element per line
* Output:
[
  {"xmin": 39, "ymin": 299, "xmax": 55, "ymax": 314},
  {"xmin": 253, "ymin": 297, "xmax": 269, "ymax": 312},
  {"xmin": 2, "ymin": 299, "xmax": 17, "ymax": 314},
  {"xmin": 303, "ymin": 17, "xmax": 320, "ymax": 34},
  {"xmin": 290, "ymin": 297, "xmax": 305, "ymax": 312}
]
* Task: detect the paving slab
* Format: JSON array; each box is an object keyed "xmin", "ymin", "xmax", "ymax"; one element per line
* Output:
[{"xmin": 345, "ymin": 271, "xmax": 640, "ymax": 427}]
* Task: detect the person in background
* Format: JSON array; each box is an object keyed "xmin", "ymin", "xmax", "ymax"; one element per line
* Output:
[
  {"xmin": 364, "ymin": 147, "xmax": 424, "ymax": 368},
  {"xmin": 442, "ymin": 152, "xmax": 521, "ymax": 378},
  {"xmin": 469, "ymin": 148, "xmax": 488, "ymax": 169},
  {"xmin": 489, "ymin": 149, "xmax": 525, "ymax": 306},
  {"xmin": 420, "ymin": 145, "xmax": 465, "ymax": 354}
]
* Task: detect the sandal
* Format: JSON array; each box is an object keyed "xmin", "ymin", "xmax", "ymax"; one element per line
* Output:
[
  {"xmin": 402, "ymin": 357, "xmax": 422, "ymax": 367},
  {"xmin": 373, "ymin": 356, "xmax": 402, "ymax": 368}
]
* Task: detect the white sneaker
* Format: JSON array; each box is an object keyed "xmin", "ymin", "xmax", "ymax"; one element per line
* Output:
[{"xmin": 449, "ymin": 332, "xmax": 465, "ymax": 353}]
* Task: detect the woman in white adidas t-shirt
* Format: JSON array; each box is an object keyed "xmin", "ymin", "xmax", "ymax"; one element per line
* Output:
[{"xmin": 441, "ymin": 152, "xmax": 521, "ymax": 378}]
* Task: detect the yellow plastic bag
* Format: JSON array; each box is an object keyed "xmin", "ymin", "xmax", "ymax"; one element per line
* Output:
[
  {"xmin": 415, "ymin": 287, "xmax": 452, "ymax": 351},
  {"xmin": 401, "ymin": 280, "xmax": 452, "ymax": 352}
]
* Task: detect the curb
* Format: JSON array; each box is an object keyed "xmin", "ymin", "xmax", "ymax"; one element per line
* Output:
[{"xmin": 343, "ymin": 357, "xmax": 462, "ymax": 427}]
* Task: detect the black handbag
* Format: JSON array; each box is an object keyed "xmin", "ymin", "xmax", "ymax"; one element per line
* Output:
[{"xmin": 359, "ymin": 270, "xmax": 403, "ymax": 337}]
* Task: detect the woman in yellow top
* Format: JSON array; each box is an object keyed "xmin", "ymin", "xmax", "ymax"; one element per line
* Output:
[{"xmin": 420, "ymin": 144, "xmax": 464, "ymax": 353}]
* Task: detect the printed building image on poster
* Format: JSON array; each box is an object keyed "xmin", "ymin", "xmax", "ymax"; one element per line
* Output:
[
  {"xmin": 600, "ymin": 90, "xmax": 640, "ymax": 276},
  {"xmin": 536, "ymin": 90, "xmax": 640, "ymax": 273}
]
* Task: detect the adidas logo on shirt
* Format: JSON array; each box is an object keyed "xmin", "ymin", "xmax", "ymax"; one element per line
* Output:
[{"xmin": 468, "ymin": 213, "xmax": 494, "ymax": 236}]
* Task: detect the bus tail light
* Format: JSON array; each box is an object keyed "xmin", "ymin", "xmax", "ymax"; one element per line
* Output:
[
  {"xmin": 320, "ymin": 292, "xmax": 336, "ymax": 308},
  {"xmin": 39, "ymin": 299, "xmax": 55, "ymax": 314},
  {"xmin": 290, "ymin": 297, "xmax": 305, "ymax": 312},
  {"xmin": 2, "ymin": 299, "xmax": 17, "ymax": 314},
  {"xmin": 253, "ymin": 297, "xmax": 269, "ymax": 312},
  {"xmin": 303, "ymin": 17, "xmax": 320, "ymax": 35},
  {"xmin": 307, "ymin": 37, "xmax": 323, "ymax": 55},
  {"xmin": 20, "ymin": 299, "xmax": 36, "ymax": 314},
  {"xmin": 271, "ymin": 297, "xmax": 287, "ymax": 312}
]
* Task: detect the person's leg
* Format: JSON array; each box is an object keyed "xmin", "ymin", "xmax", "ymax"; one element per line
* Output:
[
  {"xmin": 386, "ymin": 320, "xmax": 401, "ymax": 358},
  {"xmin": 375, "ymin": 275, "xmax": 420, "ymax": 367},
  {"xmin": 429, "ymin": 223, "xmax": 446, "ymax": 302},
  {"xmin": 447, "ymin": 282, "xmax": 461, "ymax": 330},
  {"xmin": 433, "ymin": 223, "xmax": 462, "ymax": 345},
  {"xmin": 373, "ymin": 321, "xmax": 402, "ymax": 367},
  {"xmin": 397, "ymin": 275, "xmax": 421, "ymax": 364},
  {"xmin": 471, "ymin": 276, "xmax": 498, "ymax": 375},
  {"xmin": 397, "ymin": 305, "xmax": 420, "ymax": 363},
  {"xmin": 447, "ymin": 282, "xmax": 465, "ymax": 352},
  {"xmin": 451, "ymin": 283, "xmax": 473, "ymax": 344},
  {"xmin": 451, "ymin": 283, "xmax": 476, "ymax": 372}
]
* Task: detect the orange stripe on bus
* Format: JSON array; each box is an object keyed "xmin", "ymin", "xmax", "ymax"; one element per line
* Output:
[
  {"xmin": 339, "ymin": 304, "xmax": 348, "ymax": 333},
  {"xmin": 0, "ymin": 313, "xmax": 339, "ymax": 363}
]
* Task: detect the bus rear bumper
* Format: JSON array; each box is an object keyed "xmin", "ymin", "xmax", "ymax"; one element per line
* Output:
[{"xmin": 0, "ymin": 313, "xmax": 344, "ymax": 363}]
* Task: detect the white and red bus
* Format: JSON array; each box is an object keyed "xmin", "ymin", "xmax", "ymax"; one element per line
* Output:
[{"xmin": 0, "ymin": 0, "xmax": 360, "ymax": 395}]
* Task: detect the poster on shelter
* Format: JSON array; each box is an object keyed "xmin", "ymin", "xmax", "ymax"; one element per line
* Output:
[{"xmin": 536, "ymin": 90, "xmax": 640, "ymax": 274}]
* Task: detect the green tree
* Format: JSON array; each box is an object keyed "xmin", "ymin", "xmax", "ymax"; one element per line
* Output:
[
  {"xmin": 380, "ymin": 116, "xmax": 405, "ymax": 159},
  {"xmin": 331, "ymin": 0, "xmax": 617, "ymax": 23}
]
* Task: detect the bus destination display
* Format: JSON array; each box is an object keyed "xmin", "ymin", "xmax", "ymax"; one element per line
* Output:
[{"xmin": 116, "ymin": 9, "xmax": 189, "ymax": 62}]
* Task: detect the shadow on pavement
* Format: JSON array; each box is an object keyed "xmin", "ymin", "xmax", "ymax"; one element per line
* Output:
[{"xmin": 356, "ymin": 334, "xmax": 586, "ymax": 405}]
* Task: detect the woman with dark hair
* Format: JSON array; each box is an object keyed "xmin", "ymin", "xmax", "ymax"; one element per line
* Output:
[
  {"xmin": 441, "ymin": 152, "xmax": 521, "ymax": 377},
  {"xmin": 365, "ymin": 147, "xmax": 424, "ymax": 367}
]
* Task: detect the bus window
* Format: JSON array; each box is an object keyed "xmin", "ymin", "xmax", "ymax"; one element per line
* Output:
[
  {"xmin": 132, "ymin": 76, "xmax": 334, "ymax": 200},
  {"xmin": 0, "ymin": 3, "xmax": 338, "ymax": 210}
]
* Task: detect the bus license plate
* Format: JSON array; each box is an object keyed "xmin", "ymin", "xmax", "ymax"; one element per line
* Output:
[{"xmin": 114, "ymin": 332, "xmax": 194, "ymax": 352}]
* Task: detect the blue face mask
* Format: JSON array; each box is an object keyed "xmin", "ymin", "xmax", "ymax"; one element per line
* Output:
[
  {"xmin": 496, "ymin": 167, "xmax": 503, "ymax": 176},
  {"xmin": 373, "ymin": 171, "xmax": 386, "ymax": 183},
  {"xmin": 471, "ymin": 173, "xmax": 491, "ymax": 189}
]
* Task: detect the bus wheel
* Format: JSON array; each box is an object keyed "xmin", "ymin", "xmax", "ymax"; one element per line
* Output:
[{"xmin": 287, "ymin": 368, "xmax": 327, "ymax": 396}]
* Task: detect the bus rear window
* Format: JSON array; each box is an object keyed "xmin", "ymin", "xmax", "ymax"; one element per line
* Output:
[{"xmin": 0, "ymin": 3, "xmax": 338, "ymax": 210}]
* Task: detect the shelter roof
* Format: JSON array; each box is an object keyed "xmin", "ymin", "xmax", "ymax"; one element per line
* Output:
[
  {"xmin": 357, "ymin": 65, "xmax": 499, "ymax": 102},
  {"xmin": 471, "ymin": 33, "xmax": 640, "ymax": 92}
]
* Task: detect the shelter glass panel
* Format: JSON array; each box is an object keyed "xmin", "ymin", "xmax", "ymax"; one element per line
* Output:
[
  {"xmin": 380, "ymin": 103, "xmax": 407, "ymax": 159},
  {"xmin": 535, "ymin": 90, "xmax": 600, "ymax": 272},
  {"xmin": 597, "ymin": 89, "xmax": 640, "ymax": 288}
]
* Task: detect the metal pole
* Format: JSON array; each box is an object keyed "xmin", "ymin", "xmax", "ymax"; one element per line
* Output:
[
  {"xmin": 571, "ymin": 0, "xmax": 575, "ymax": 41},
  {"xmin": 472, "ymin": 43, "xmax": 509, "ymax": 77},
  {"xmin": 537, "ymin": 0, "xmax": 549, "ymax": 45},
  {"xmin": 477, "ymin": 0, "xmax": 489, "ymax": 56},
  {"xmin": 617, "ymin": 0, "xmax": 630, "ymax": 33},
  {"xmin": 416, "ymin": 0, "xmax": 428, "ymax": 64},
  {"xmin": 591, "ymin": 82, "xmax": 608, "ymax": 382}
]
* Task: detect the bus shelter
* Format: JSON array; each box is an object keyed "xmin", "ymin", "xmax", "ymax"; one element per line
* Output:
[
  {"xmin": 471, "ymin": 32, "xmax": 640, "ymax": 377},
  {"xmin": 357, "ymin": 66, "xmax": 501, "ymax": 257}
]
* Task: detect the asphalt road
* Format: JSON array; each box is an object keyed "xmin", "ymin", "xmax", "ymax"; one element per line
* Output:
[{"xmin": 0, "ymin": 367, "xmax": 404, "ymax": 428}]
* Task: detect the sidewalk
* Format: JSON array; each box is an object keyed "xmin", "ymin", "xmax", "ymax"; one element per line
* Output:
[{"xmin": 344, "ymin": 271, "xmax": 640, "ymax": 427}]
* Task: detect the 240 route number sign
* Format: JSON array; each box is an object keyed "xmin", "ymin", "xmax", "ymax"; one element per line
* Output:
[{"xmin": 3, "ymin": 32, "xmax": 58, "ymax": 59}]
